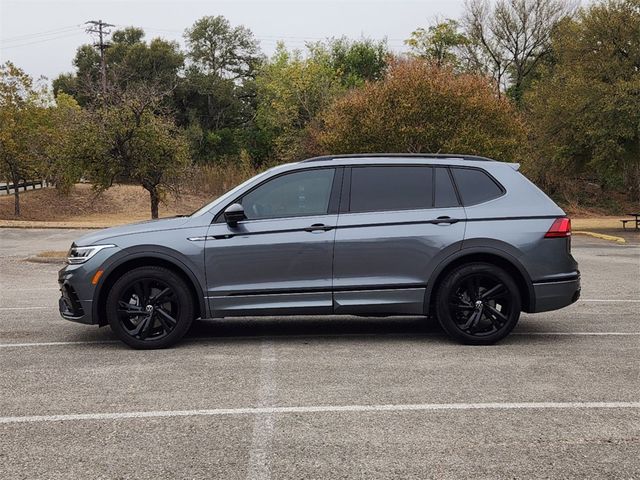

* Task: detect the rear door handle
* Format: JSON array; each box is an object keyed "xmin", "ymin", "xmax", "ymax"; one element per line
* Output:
[
  {"xmin": 304, "ymin": 223, "xmax": 333, "ymax": 232},
  {"xmin": 431, "ymin": 216, "xmax": 460, "ymax": 225}
]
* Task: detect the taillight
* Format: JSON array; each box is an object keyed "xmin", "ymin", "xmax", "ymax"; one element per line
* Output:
[{"xmin": 545, "ymin": 217, "xmax": 571, "ymax": 238}]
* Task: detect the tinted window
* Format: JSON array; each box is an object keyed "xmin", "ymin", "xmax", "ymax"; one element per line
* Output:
[
  {"xmin": 349, "ymin": 166, "xmax": 433, "ymax": 212},
  {"xmin": 451, "ymin": 168, "xmax": 503, "ymax": 206},
  {"xmin": 434, "ymin": 168, "xmax": 459, "ymax": 208},
  {"xmin": 241, "ymin": 169, "xmax": 335, "ymax": 220}
]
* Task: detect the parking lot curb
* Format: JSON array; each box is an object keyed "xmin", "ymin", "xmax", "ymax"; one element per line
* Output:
[{"xmin": 573, "ymin": 231, "xmax": 626, "ymax": 244}]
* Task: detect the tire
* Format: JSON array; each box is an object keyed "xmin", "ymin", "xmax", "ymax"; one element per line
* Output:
[
  {"xmin": 435, "ymin": 262, "xmax": 521, "ymax": 345},
  {"xmin": 106, "ymin": 266, "xmax": 194, "ymax": 349}
]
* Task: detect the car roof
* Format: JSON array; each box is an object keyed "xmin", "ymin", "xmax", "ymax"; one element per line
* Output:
[{"xmin": 301, "ymin": 153, "xmax": 496, "ymax": 163}]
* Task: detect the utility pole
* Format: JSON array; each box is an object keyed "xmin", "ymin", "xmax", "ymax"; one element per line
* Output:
[{"xmin": 85, "ymin": 20, "xmax": 114, "ymax": 96}]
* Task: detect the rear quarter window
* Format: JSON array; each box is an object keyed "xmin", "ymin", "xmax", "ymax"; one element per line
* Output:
[{"xmin": 451, "ymin": 167, "xmax": 504, "ymax": 206}]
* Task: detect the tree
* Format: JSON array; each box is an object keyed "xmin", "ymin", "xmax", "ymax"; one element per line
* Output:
[
  {"xmin": 526, "ymin": 0, "xmax": 640, "ymax": 201},
  {"xmin": 307, "ymin": 59, "xmax": 527, "ymax": 162},
  {"xmin": 253, "ymin": 44, "xmax": 344, "ymax": 164},
  {"xmin": 405, "ymin": 20, "xmax": 469, "ymax": 68},
  {"xmin": 184, "ymin": 16, "xmax": 261, "ymax": 79},
  {"xmin": 310, "ymin": 37, "xmax": 389, "ymax": 87},
  {"xmin": 0, "ymin": 62, "xmax": 48, "ymax": 216},
  {"xmin": 463, "ymin": 0, "xmax": 574, "ymax": 103},
  {"xmin": 86, "ymin": 84, "xmax": 190, "ymax": 219},
  {"xmin": 178, "ymin": 16, "xmax": 263, "ymax": 163},
  {"xmin": 36, "ymin": 93, "xmax": 91, "ymax": 192},
  {"xmin": 54, "ymin": 28, "xmax": 184, "ymax": 106}
]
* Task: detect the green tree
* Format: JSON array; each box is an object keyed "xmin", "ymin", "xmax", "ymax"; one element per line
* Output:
[
  {"xmin": 308, "ymin": 59, "xmax": 527, "ymax": 161},
  {"xmin": 405, "ymin": 20, "xmax": 469, "ymax": 68},
  {"xmin": 253, "ymin": 44, "xmax": 344, "ymax": 164},
  {"xmin": 310, "ymin": 37, "xmax": 389, "ymax": 87},
  {"xmin": 54, "ymin": 28, "xmax": 184, "ymax": 105},
  {"xmin": 527, "ymin": 0, "xmax": 640, "ymax": 201},
  {"xmin": 86, "ymin": 84, "xmax": 190, "ymax": 219},
  {"xmin": 0, "ymin": 62, "xmax": 49, "ymax": 216},
  {"xmin": 178, "ymin": 16, "xmax": 262, "ymax": 163}
]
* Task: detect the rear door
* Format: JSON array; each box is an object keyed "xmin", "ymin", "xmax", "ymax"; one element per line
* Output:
[
  {"xmin": 332, "ymin": 165, "xmax": 466, "ymax": 315},
  {"xmin": 205, "ymin": 167, "xmax": 342, "ymax": 316}
]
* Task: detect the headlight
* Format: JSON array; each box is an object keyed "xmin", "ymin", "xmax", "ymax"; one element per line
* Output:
[{"xmin": 67, "ymin": 244, "xmax": 117, "ymax": 264}]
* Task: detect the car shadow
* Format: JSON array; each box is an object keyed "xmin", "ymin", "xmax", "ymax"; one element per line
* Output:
[{"xmin": 186, "ymin": 315, "xmax": 443, "ymax": 342}]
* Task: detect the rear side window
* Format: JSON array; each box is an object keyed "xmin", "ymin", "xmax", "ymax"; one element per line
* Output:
[
  {"xmin": 434, "ymin": 168, "xmax": 459, "ymax": 208},
  {"xmin": 451, "ymin": 167, "xmax": 503, "ymax": 206},
  {"xmin": 349, "ymin": 166, "xmax": 433, "ymax": 212}
]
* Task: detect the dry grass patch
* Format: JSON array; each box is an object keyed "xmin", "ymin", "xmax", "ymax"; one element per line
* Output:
[{"xmin": 0, "ymin": 183, "xmax": 211, "ymax": 224}]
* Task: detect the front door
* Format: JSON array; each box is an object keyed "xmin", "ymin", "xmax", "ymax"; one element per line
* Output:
[
  {"xmin": 205, "ymin": 167, "xmax": 341, "ymax": 316},
  {"xmin": 332, "ymin": 165, "xmax": 466, "ymax": 315}
]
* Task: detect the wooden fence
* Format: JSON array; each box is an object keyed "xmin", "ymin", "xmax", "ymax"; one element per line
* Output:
[{"xmin": 0, "ymin": 179, "xmax": 48, "ymax": 194}]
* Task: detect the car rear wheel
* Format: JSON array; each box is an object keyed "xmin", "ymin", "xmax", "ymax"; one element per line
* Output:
[
  {"xmin": 106, "ymin": 266, "xmax": 194, "ymax": 349},
  {"xmin": 435, "ymin": 263, "xmax": 521, "ymax": 345}
]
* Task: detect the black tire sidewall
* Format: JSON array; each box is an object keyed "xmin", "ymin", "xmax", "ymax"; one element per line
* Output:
[
  {"xmin": 106, "ymin": 266, "xmax": 194, "ymax": 349},
  {"xmin": 435, "ymin": 263, "xmax": 521, "ymax": 345}
]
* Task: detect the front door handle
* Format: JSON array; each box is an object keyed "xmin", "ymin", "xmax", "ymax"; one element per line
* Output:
[
  {"xmin": 304, "ymin": 223, "xmax": 333, "ymax": 232},
  {"xmin": 431, "ymin": 216, "xmax": 460, "ymax": 225}
]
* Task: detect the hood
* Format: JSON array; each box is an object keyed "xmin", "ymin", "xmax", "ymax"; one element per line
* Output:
[{"xmin": 74, "ymin": 216, "xmax": 192, "ymax": 246}]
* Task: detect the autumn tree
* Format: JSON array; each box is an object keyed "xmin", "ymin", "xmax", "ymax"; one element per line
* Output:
[
  {"xmin": 0, "ymin": 62, "xmax": 49, "ymax": 216},
  {"xmin": 527, "ymin": 0, "xmax": 640, "ymax": 201},
  {"xmin": 308, "ymin": 59, "xmax": 527, "ymax": 162}
]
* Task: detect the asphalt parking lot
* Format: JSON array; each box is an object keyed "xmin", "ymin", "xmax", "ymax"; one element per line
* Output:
[{"xmin": 1, "ymin": 228, "xmax": 639, "ymax": 479}]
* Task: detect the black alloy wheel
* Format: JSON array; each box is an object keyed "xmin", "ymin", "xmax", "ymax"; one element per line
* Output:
[
  {"xmin": 106, "ymin": 266, "xmax": 194, "ymax": 349},
  {"xmin": 436, "ymin": 263, "xmax": 521, "ymax": 345}
]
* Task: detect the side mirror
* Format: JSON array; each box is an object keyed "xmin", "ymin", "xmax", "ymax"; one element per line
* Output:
[{"xmin": 224, "ymin": 203, "xmax": 246, "ymax": 226}]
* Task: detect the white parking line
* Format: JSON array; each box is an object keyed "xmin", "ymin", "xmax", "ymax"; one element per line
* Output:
[
  {"xmin": 0, "ymin": 340, "xmax": 119, "ymax": 348},
  {"xmin": 247, "ymin": 340, "xmax": 276, "ymax": 480},
  {"xmin": 1, "ymin": 401, "xmax": 638, "ymax": 425},
  {"xmin": 0, "ymin": 306, "xmax": 50, "ymax": 310},
  {"xmin": 579, "ymin": 299, "xmax": 640, "ymax": 302}
]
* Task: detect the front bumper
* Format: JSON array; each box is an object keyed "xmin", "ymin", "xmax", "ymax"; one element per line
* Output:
[
  {"xmin": 58, "ymin": 265, "xmax": 96, "ymax": 324},
  {"xmin": 532, "ymin": 273, "xmax": 581, "ymax": 313}
]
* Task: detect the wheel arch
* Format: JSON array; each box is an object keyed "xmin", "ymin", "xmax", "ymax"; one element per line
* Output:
[
  {"xmin": 425, "ymin": 248, "xmax": 534, "ymax": 315},
  {"xmin": 92, "ymin": 251, "xmax": 206, "ymax": 326}
]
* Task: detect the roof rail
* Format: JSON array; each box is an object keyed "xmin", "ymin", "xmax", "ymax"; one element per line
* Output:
[{"xmin": 301, "ymin": 153, "xmax": 496, "ymax": 163}]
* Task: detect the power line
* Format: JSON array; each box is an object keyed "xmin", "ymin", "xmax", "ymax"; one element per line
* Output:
[
  {"xmin": 85, "ymin": 20, "xmax": 114, "ymax": 96},
  {"xmin": 0, "ymin": 31, "xmax": 86, "ymax": 50},
  {"xmin": 1, "ymin": 25, "xmax": 83, "ymax": 43}
]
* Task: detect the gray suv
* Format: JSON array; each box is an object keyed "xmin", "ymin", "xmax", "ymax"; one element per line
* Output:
[{"xmin": 59, "ymin": 154, "xmax": 580, "ymax": 348}]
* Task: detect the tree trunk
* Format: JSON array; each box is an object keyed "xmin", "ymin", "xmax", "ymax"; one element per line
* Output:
[
  {"xmin": 149, "ymin": 187, "xmax": 159, "ymax": 219},
  {"xmin": 11, "ymin": 173, "xmax": 20, "ymax": 216}
]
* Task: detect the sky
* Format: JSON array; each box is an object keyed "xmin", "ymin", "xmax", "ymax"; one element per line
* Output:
[{"xmin": 0, "ymin": 0, "xmax": 466, "ymax": 82}]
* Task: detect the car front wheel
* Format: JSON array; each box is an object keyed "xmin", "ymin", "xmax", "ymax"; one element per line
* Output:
[
  {"xmin": 435, "ymin": 262, "xmax": 521, "ymax": 345},
  {"xmin": 106, "ymin": 266, "xmax": 194, "ymax": 349}
]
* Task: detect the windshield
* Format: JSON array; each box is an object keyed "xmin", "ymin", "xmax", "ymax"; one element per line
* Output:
[{"xmin": 188, "ymin": 168, "xmax": 276, "ymax": 217}]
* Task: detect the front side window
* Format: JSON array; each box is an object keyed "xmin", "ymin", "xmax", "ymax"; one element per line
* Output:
[
  {"xmin": 349, "ymin": 166, "xmax": 433, "ymax": 213},
  {"xmin": 241, "ymin": 168, "xmax": 335, "ymax": 220},
  {"xmin": 451, "ymin": 167, "xmax": 504, "ymax": 206}
]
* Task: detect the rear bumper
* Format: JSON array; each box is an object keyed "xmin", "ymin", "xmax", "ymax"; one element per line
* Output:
[{"xmin": 532, "ymin": 274, "xmax": 581, "ymax": 313}]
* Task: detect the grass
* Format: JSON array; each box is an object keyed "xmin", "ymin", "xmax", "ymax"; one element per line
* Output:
[{"xmin": 0, "ymin": 183, "xmax": 211, "ymax": 227}]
